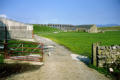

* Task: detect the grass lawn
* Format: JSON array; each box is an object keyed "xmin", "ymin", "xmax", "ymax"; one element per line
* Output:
[{"xmin": 36, "ymin": 31, "xmax": 120, "ymax": 58}]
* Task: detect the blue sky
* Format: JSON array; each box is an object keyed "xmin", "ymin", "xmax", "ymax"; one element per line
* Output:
[{"xmin": 0, "ymin": 0, "xmax": 120, "ymax": 25}]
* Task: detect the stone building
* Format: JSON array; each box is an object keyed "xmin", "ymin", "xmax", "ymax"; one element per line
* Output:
[
  {"xmin": 0, "ymin": 18, "xmax": 33, "ymax": 40},
  {"xmin": 76, "ymin": 24, "xmax": 98, "ymax": 33}
]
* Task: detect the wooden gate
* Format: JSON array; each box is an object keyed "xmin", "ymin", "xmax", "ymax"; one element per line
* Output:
[{"xmin": 2, "ymin": 42, "xmax": 44, "ymax": 62}]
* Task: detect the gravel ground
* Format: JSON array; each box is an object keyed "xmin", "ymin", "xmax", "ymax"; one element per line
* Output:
[{"xmin": 6, "ymin": 35, "xmax": 109, "ymax": 80}]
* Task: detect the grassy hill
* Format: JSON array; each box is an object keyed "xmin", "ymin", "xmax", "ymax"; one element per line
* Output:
[
  {"xmin": 33, "ymin": 24, "xmax": 62, "ymax": 34},
  {"xmin": 98, "ymin": 26, "xmax": 120, "ymax": 31}
]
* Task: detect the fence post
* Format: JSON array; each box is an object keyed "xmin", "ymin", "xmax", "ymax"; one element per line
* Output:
[{"xmin": 92, "ymin": 43, "xmax": 99, "ymax": 66}]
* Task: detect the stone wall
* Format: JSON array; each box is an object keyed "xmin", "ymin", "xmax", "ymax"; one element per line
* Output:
[
  {"xmin": 92, "ymin": 43, "xmax": 120, "ymax": 67},
  {"xmin": 97, "ymin": 45, "xmax": 120, "ymax": 67}
]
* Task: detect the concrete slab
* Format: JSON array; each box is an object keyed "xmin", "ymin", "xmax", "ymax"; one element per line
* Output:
[{"xmin": 4, "ymin": 59, "xmax": 44, "ymax": 66}]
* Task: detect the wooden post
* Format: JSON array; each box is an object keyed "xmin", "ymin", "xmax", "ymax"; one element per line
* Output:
[
  {"xmin": 92, "ymin": 43, "xmax": 97, "ymax": 66},
  {"xmin": 92, "ymin": 42, "xmax": 99, "ymax": 66}
]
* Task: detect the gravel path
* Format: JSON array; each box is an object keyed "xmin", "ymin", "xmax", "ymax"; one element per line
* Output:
[{"xmin": 7, "ymin": 35, "xmax": 109, "ymax": 80}]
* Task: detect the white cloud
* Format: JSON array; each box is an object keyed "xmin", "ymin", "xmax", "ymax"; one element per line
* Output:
[{"xmin": 0, "ymin": 14, "xmax": 7, "ymax": 18}]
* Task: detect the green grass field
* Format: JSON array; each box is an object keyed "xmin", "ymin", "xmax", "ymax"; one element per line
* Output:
[
  {"xmin": 37, "ymin": 31, "xmax": 120, "ymax": 58},
  {"xmin": 34, "ymin": 24, "xmax": 120, "ymax": 58}
]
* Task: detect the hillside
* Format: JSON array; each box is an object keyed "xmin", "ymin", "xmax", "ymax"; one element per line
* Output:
[
  {"xmin": 33, "ymin": 24, "xmax": 62, "ymax": 34},
  {"xmin": 97, "ymin": 24, "xmax": 120, "ymax": 27},
  {"xmin": 98, "ymin": 26, "xmax": 120, "ymax": 31}
]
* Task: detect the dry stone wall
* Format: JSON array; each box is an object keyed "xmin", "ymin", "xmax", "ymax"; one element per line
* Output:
[
  {"xmin": 97, "ymin": 45, "xmax": 120, "ymax": 67},
  {"xmin": 92, "ymin": 43, "xmax": 120, "ymax": 67}
]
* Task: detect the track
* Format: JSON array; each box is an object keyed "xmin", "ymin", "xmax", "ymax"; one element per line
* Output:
[{"xmin": 7, "ymin": 35, "xmax": 109, "ymax": 80}]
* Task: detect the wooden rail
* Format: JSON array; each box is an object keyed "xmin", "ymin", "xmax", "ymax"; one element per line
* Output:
[{"xmin": 0, "ymin": 42, "xmax": 44, "ymax": 62}]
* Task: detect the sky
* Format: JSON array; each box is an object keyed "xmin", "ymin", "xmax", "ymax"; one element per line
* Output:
[{"xmin": 0, "ymin": 0, "xmax": 120, "ymax": 25}]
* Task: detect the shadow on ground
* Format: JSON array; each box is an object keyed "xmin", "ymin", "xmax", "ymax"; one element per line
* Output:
[
  {"xmin": 76, "ymin": 56, "xmax": 90, "ymax": 65},
  {"xmin": 71, "ymin": 54, "xmax": 90, "ymax": 65},
  {"xmin": 0, "ymin": 63, "xmax": 41, "ymax": 80}
]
